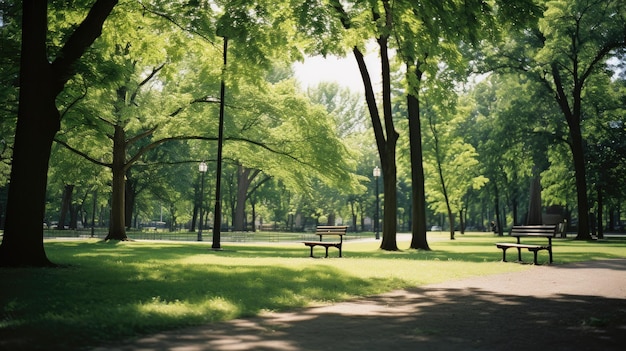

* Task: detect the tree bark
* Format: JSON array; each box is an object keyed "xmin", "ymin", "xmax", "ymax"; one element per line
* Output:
[
  {"xmin": 407, "ymin": 89, "xmax": 430, "ymax": 250},
  {"xmin": 58, "ymin": 184, "xmax": 75, "ymax": 230},
  {"xmin": 234, "ymin": 166, "xmax": 260, "ymax": 231},
  {"xmin": 377, "ymin": 0, "xmax": 399, "ymax": 251},
  {"xmin": 0, "ymin": 0, "xmax": 118, "ymax": 266},
  {"xmin": 526, "ymin": 176, "xmax": 543, "ymax": 225},
  {"xmin": 333, "ymin": 0, "xmax": 398, "ymax": 250},
  {"xmin": 494, "ymin": 182, "xmax": 503, "ymax": 236},
  {"xmin": 105, "ymin": 125, "xmax": 128, "ymax": 240},
  {"xmin": 551, "ymin": 65, "xmax": 591, "ymax": 240},
  {"xmin": 124, "ymin": 178, "xmax": 137, "ymax": 229}
]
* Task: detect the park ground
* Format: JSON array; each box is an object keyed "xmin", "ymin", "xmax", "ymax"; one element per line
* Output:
[{"xmin": 93, "ymin": 258, "xmax": 626, "ymax": 351}]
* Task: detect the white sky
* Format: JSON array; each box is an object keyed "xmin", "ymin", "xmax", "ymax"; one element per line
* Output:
[{"xmin": 293, "ymin": 53, "xmax": 382, "ymax": 93}]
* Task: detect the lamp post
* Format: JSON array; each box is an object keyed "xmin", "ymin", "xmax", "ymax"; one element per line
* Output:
[
  {"xmin": 373, "ymin": 166, "xmax": 381, "ymax": 240},
  {"xmin": 197, "ymin": 161, "xmax": 208, "ymax": 241},
  {"xmin": 212, "ymin": 36, "xmax": 228, "ymax": 250}
]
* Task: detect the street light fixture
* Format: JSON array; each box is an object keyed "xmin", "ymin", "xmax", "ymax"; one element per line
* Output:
[
  {"xmin": 373, "ymin": 166, "xmax": 381, "ymax": 240},
  {"xmin": 197, "ymin": 161, "xmax": 208, "ymax": 241}
]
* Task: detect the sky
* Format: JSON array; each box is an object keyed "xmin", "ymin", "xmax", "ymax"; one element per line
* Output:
[{"xmin": 292, "ymin": 53, "xmax": 382, "ymax": 93}]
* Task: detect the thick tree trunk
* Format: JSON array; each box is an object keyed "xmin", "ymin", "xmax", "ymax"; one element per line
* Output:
[
  {"xmin": 380, "ymin": 157, "xmax": 398, "ymax": 250},
  {"xmin": 124, "ymin": 178, "xmax": 137, "ymax": 229},
  {"xmin": 0, "ymin": 2, "xmax": 56, "ymax": 267},
  {"xmin": 0, "ymin": 0, "xmax": 118, "ymax": 266},
  {"xmin": 234, "ymin": 166, "xmax": 258, "ymax": 231},
  {"xmin": 105, "ymin": 125, "xmax": 128, "ymax": 240},
  {"xmin": 69, "ymin": 204, "xmax": 79, "ymax": 230},
  {"xmin": 407, "ymin": 91, "xmax": 430, "ymax": 250}
]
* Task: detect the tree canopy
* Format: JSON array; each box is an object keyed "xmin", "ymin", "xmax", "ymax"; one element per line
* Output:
[{"xmin": 0, "ymin": 0, "xmax": 625, "ymax": 266}]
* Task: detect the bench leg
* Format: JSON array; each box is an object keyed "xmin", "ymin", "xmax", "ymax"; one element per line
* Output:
[
  {"xmin": 548, "ymin": 247, "xmax": 553, "ymax": 263},
  {"xmin": 309, "ymin": 246, "xmax": 314, "ymax": 258},
  {"xmin": 533, "ymin": 251, "xmax": 538, "ymax": 265},
  {"xmin": 517, "ymin": 247, "xmax": 522, "ymax": 262},
  {"xmin": 338, "ymin": 245, "xmax": 342, "ymax": 258},
  {"xmin": 501, "ymin": 248, "xmax": 508, "ymax": 262},
  {"xmin": 324, "ymin": 246, "xmax": 329, "ymax": 258}
]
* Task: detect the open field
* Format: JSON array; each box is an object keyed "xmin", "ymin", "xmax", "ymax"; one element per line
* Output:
[{"xmin": 1, "ymin": 232, "xmax": 625, "ymax": 350}]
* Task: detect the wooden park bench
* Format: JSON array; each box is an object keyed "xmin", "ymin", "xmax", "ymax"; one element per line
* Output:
[
  {"xmin": 495, "ymin": 225, "xmax": 557, "ymax": 264},
  {"xmin": 303, "ymin": 225, "xmax": 348, "ymax": 258}
]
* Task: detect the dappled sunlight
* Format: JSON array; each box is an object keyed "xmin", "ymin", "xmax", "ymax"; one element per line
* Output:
[
  {"xmin": 136, "ymin": 296, "xmax": 240, "ymax": 322},
  {"xmin": 112, "ymin": 286, "xmax": 626, "ymax": 351},
  {"xmin": 3, "ymin": 237, "xmax": 620, "ymax": 350}
]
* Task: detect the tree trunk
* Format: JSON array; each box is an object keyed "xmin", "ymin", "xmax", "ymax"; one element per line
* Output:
[
  {"xmin": 526, "ymin": 176, "xmax": 543, "ymax": 225},
  {"xmin": 69, "ymin": 202, "xmax": 79, "ymax": 229},
  {"xmin": 350, "ymin": 201, "xmax": 357, "ymax": 232},
  {"xmin": 551, "ymin": 65, "xmax": 590, "ymax": 240},
  {"xmin": 250, "ymin": 198, "xmax": 257, "ymax": 232},
  {"xmin": 0, "ymin": 3, "xmax": 57, "ymax": 267},
  {"xmin": 0, "ymin": 0, "xmax": 117, "ymax": 266},
  {"xmin": 234, "ymin": 165, "xmax": 258, "ymax": 231},
  {"xmin": 191, "ymin": 202, "xmax": 199, "ymax": 232},
  {"xmin": 511, "ymin": 197, "xmax": 519, "ymax": 226},
  {"xmin": 597, "ymin": 184, "xmax": 603, "ymax": 239},
  {"xmin": 58, "ymin": 184, "xmax": 74, "ymax": 230},
  {"xmin": 105, "ymin": 125, "xmax": 128, "ymax": 240},
  {"xmin": 429, "ymin": 106, "xmax": 454, "ymax": 240},
  {"xmin": 124, "ymin": 178, "xmax": 137, "ymax": 229},
  {"xmin": 407, "ymin": 90, "xmax": 430, "ymax": 250},
  {"xmin": 378, "ymin": 1, "xmax": 399, "ymax": 250},
  {"xmin": 338, "ymin": 0, "xmax": 398, "ymax": 250},
  {"xmin": 494, "ymin": 183, "xmax": 503, "ymax": 236},
  {"xmin": 459, "ymin": 210, "xmax": 465, "ymax": 234},
  {"xmin": 570, "ymin": 126, "xmax": 591, "ymax": 239}
]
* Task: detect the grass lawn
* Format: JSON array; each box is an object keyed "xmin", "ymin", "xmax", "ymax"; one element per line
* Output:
[{"xmin": 1, "ymin": 232, "xmax": 624, "ymax": 350}]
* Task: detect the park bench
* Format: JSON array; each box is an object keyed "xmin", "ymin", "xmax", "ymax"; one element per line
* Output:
[
  {"xmin": 303, "ymin": 225, "xmax": 348, "ymax": 258},
  {"xmin": 495, "ymin": 225, "xmax": 557, "ymax": 264},
  {"xmin": 258, "ymin": 223, "xmax": 275, "ymax": 231}
]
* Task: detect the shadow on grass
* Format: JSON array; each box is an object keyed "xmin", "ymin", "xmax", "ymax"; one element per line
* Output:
[
  {"xmin": 0, "ymin": 241, "xmax": 400, "ymax": 350},
  {"xmin": 2, "ymin": 239, "xmax": 625, "ymax": 350},
  {"xmin": 91, "ymin": 287, "xmax": 626, "ymax": 351}
]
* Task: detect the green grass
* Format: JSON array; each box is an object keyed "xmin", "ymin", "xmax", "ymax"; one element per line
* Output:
[{"xmin": 1, "ymin": 232, "xmax": 624, "ymax": 350}]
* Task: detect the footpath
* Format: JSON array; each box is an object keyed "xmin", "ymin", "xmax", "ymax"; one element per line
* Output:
[{"xmin": 93, "ymin": 258, "xmax": 626, "ymax": 351}]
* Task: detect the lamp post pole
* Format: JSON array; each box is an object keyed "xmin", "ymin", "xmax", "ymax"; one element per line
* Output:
[
  {"xmin": 197, "ymin": 161, "xmax": 208, "ymax": 241},
  {"xmin": 212, "ymin": 36, "xmax": 228, "ymax": 250},
  {"xmin": 373, "ymin": 166, "xmax": 380, "ymax": 240}
]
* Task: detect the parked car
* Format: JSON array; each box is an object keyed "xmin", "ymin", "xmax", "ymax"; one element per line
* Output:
[{"xmin": 430, "ymin": 225, "xmax": 442, "ymax": 231}]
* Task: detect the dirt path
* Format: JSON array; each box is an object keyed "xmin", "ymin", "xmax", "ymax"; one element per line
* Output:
[{"xmin": 94, "ymin": 259, "xmax": 626, "ymax": 351}]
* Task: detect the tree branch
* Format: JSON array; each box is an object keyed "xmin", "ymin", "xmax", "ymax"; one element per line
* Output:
[
  {"xmin": 53, "ymin": 138, "xmax": 112, "ymax": 168},
  {"xmin": 50, "ymin": 0, "xmax": 119, "ymax": 95}
]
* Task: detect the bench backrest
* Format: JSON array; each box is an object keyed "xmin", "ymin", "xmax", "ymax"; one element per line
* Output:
[
  {"xmin": 316, "ymin": 225, "xmax": 348, "ymax": 235},
  {"xmin": 510, "ymin": 225, "xmax": 557, "ymax": 236}
]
